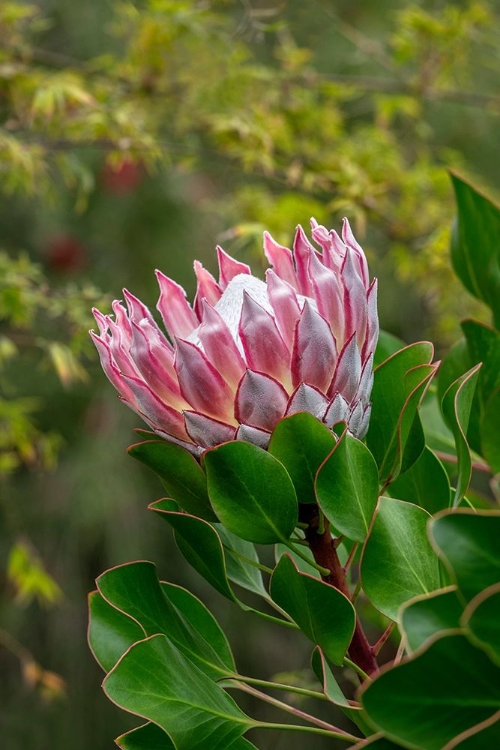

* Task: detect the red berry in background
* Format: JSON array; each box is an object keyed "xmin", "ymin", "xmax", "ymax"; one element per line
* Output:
[
  {"xmin": 101, "ymin": 159, "xmax": 144, "ymax": 194},
  {"xmin": 45, "ymin": 234, "xmax": 87, "ymax": 273}
]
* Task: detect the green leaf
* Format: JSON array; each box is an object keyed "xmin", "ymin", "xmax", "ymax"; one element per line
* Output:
[
  {"xmin": 420, "ymin": 391, "xmax": 457, "ymax": 456},
  {"xmin": 150, "ymin": 501, "xmax": 290, "ymax": 626},
  {"xmin": 150, "ymin": 500, "xmax": 239, "ymax": 601},
  {"xmin": 360, "ymin": 632, "xmax": 500, "ymax": 750},
  {"xmin": 399, "ymin": 587, "xmax": 463, "ymax": 653},
  {"xmin": 97, "ymin": 561, "xmax": 232, "ymax": 678},
  {"xmin": 461, "ymin": 320, "xmax": 500, "ymax": 402},
  {"xmin": 215, "ymin": 524, "xmax": 269, "ymax": 597},
  {"xmin": 117, "ymin": 719, "xmax": 259, "ymax": 750},
  {"xmin": 374, "ymin": 330, "xmax": 405, "ymax": 368},
  {"xmin": 128, "ymin": 440, "xmax": 216, "ymax": 521},
  {"xmin": 270, "ymin": 554, "xmax": 355, "ymax": 665},
  {"xmin": 117, "ymin": 721, "xmax": 258, "ymax": 750},
  {"xmin": 204, "ymin": 441, "xmax": 298, "ymax": 544},
  {"xmin": 275, "ymin": 543, "xmax": 321, "ymax": 578},
  {"xmin": 481, "ymin": 387, "xmax": 500, "ymax": 473},
  {"xmin": 437, "ymin": 337, "xmax": 481, "ymax": 456},
  {"xmin": 311, "ymin": 647, "xmax": 369, "ymax": 734},
  {"xmin": 387, "ymin": 446, "xmax": 451, "ymax": 514},
  {"xmin": 361, "ymin": 497, "xmax": 440, "ymax": 620},
  {"xmin": 104, "ymin": 635, "xmax": 253, "ymax": 750},
  {"xmin": 460, "ymin": 318, "xmax": 500, "ymax": 471},
  {"xmin": 450, "ymin": 172, "xmax": 500, "ymax": 328},
  {"xmin": 366, "ymin": 342, "xmax": 437, "ymax": 486},
  {"xmin": 443, "ymin": 716, "xmax": 500, "ymax": 748},
  {"xmin": 352, "ymin": 736, "xmax": 403, "ymax": 748},
  {"xmin": 438, "ymin": 339, "xmax": 472, "ymax": 405},
  {"xmin": 441, "ymin": 364, "xmax": 482, "ymax": 506},
  {"xmin": 161, "ymin": 582, "xmax": 236, "ymax": 673},
  {"xmin": 150, "ymin": 500, "xmax": 267, "ymax": 601},
  {"xmin": 268, "ymin": 412, "xmax": 336, "ymax": 504},
  {"xmin": 316, "ymin": 429, "xmax": 379, "ymax": 542},
  {"xmin": 88, "ymin": 590, "xmax": 144, "ymax": 673},
  {"xmin": 462, "ymin": 583, "xmax": 500, "ymax": 665},
  {"xmin": 429, "ymin": 509, "xmax": 500, "ymax": 602},
  {"xmin": 116, "ymin": 723, "xmax": 175, "ymax": 749}
]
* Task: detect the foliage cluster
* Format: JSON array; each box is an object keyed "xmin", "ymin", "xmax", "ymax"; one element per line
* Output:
[
  {"xmin": 0, "ymin": 1, "xmax": 499, "ymax": 746},
  {"xmin": 89, "ymin": 173, "xmax": 500, "ymax": 748}
]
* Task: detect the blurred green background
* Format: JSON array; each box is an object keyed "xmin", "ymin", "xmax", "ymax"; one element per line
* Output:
[{"xmin": 0, "ymin": 1, "xmax": 499, "ymax": 747}]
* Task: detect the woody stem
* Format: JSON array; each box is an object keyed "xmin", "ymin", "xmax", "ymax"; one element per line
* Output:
[{"xmin": 304, "ymin": 517, "xmax": 378, "ymax": 679}]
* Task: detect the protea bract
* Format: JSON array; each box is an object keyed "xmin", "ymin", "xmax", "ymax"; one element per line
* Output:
[{"xmin": 91, "ymin": 219, "xmax": 378, "ymax": 455}]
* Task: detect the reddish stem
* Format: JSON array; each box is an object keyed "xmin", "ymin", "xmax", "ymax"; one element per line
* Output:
[
  {"xmin": 371, "ymin": 622, "xmax": 395, "ymax": 656},
  {"xmin": 435, "ymin": 450, "xmax": 491, "ymax": 474},
  {"xmin": 304, "ymin": 518, "xmax": 378, "ymax": 679}
]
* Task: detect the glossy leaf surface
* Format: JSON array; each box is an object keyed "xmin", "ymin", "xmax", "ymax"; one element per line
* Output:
[
  {"xmin": 162, "ymin": 582, "xmax": 236, "ymax": 672},
  {"xmin": 374, "ymin": 331, "xmax": 405, "ymax": 368},
  {"xmin": 441, "ymin": 364, "xmax": 481, "ymax": 506},
  {"xmin": 450, "ymin": 172, "xmax": 500, "ymax": 328},
  {"xmin": 388, "ymin": 446, "xmax": 451, "ymax": 514},
  {"xmin": 128, "ymin": 440, "xmax": 216, "ymax": 521},
  {"xmin": 151, "ymin": 499, "xmax": 268, "ymax": 601},
  {"xmin": 400, "ymin": 587, "xmax": 463, "ymax": 653},
  {"xmin": 462, "ymin": 583, "xmax": 500, "ymax": 665},
  {"xmin": 311, "ymin": 647, "xmax": 369, "ymax": 733},
  {"xmin": 270, "ymin": 554, "xmax": 355, "ymax": 665},
  {"xmin": 430, "ymin": 510, "xmax": 500, "ymax": 602},
  {"xmin": 361, "ymin": 498, "xmax": 440, "ymax": 620},
  {"xmin": 481, "ymin": 388, "xmax": 500, "ymax": 473},
  {"xmin": 360, "ymin": 633, "xmax": 500, "ymax": 750},
  {"xmin": 352, "ymin": 736, "xmax": 403, "ymax": 749},
  {"xmin": 316, "ymin": 429, "xmax": 379, "ymax": 541},
  {"xmin": 97, "ymin": 561, "xmax": 232, "ymax": 678},
  {"xmin": 116, "ymin": 723, "xmax": 175, "ymax": 750},
  {"xmin": 88, "ymin": 590, "xmax": 144, "ymax": 673},
  {"xmin": 366, "ymin": 343, "xmax": 436, "ymax": 485},
  {"xmin": 104, "ymin": 635, "xmax": 252, "ymax": 750},
  {"xmin": 204, "ymin": 441, "xmax": 298, "ymax": 544},
  {"xmin": 268, "ymin": 412, "xmax": 336, "ymax": 504}
]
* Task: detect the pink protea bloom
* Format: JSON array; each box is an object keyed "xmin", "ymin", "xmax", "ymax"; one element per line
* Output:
[{"xmin": 91, "ymin": 219, "xmax": 378, "ymax": 456}]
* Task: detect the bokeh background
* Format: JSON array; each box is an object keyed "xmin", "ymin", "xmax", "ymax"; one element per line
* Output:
[{"xmin": 1, "ymin": 1, "xmax": 499, "ymax": 747}]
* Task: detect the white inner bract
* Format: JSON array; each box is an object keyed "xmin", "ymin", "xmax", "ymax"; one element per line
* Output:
[{"xmin": 188, "ymin": 273, "xmax": 313, "ymax": 355}]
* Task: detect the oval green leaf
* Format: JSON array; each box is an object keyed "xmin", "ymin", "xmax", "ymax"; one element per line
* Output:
[
  {"xmin": 361, "ymin": 497, "xmax": 440, "ymax": 620},
  {"xmin": 360, "ymin": 632, "xmax": 500, "ymax": 750},
  {"xmin": 116, "ymin": 723, "xmax": 175, "ymax": 750},
  {"xmin": 104, "ymin": 635, "xmax": 253, "ymax": 750},
  {"xmin": 204, "ymin": 441, "xmax": 298, "ymax": 544},
  {"xmin": 388, "ymin": 446, "xmax": 451, "ymax": 514},
  {"xmin": 429, "ymin": 509, "xmax": 500, "ymax": 602},
  {"xmin": 88, "ymin": 590, "xmax": 145, "ymax": 673},
  {"xmin": 366, "ymin": 342, "xmax": 437, "ymax": 486},
  {"xmin": 316, "ymin": 429, "xmax": 379, "ymax": 542},
  {"xmin": 374, "ymin": 330, "xmax": 405, "ymax": 368},
  {"xmin": 270, "ymin": 554, "xmax": 355, "ymax": 665},
  {"xmin": 162, "ymin": 582, "xmax": 236, "ymax": 673},
  {"xmin": 97, "ymin": 561, "xmax": 232, "ymax": 678},
  {"xmin": 462, "ymin": 582, "xmax": 500, "ymax": 665},
  {"xmin": 450, "ymin": 171, "xmax": 500, "ymax": 328},
  {"xmin": 150, "ymin": 500, "xmax": 292, "ymax": 628},
  {"xmin": 128, "ymin": 440, "xmax": 216, "ymax": 521},
  {"xmin": 399, "ymin": 586, "xmax": 463, "ymax": 653},
  {"xmin": 269, "ymin": 412, "xmax": 337, "ymax": 504},
  {"xmin": 150, "ymin": 499, "xmax": 268, "ymax": 600},
  {"xmin": 481, "ymin": 387, "xmax": 500, "ymax": 473}
]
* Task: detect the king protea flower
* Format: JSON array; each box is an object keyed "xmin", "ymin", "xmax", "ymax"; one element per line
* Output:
[{"xmin": 91, "ymin": 219, "xmax": 378, "ymax": 455}]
